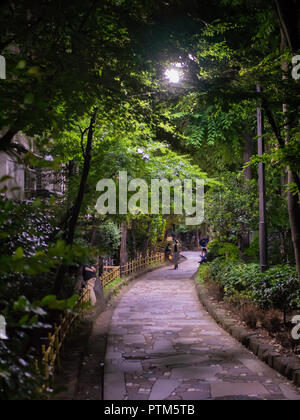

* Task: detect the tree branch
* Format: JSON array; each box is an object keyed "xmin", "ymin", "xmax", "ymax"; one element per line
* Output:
[{"xmin": 262, "ymin": 100, "xmax": 300, "ymax": 194}]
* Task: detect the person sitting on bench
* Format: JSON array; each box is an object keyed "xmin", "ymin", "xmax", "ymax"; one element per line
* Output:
[{"xmin": 199, "ymin": 248, "xmax": 208, "ymax": 264}]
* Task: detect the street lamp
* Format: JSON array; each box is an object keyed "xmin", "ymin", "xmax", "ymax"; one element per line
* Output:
[{"xmin": 165, "ymin": 67, "xmax": 182, "ymax": 84}]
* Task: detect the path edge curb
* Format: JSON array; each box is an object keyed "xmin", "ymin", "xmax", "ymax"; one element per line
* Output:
[{"xmin": 192, "ymin": 274, "xmax": 300, "ymax": 387}]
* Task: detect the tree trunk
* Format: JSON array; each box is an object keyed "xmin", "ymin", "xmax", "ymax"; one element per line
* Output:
[
  {"xmin": 98, "ymin": 256, "xmax": 104, "ymax": 276},
  {"xmin": 242, "ymin": 133, "xmax": 253, "ymax": 181},
  {"xmin": 68, "ymin": 159, "xmax": 75, "ymax": 178},
  {"xmin": 161, "ymin": 218, "xmax": 167, "ymax": 245},
  {"xmin": 195, "ymin": 228, "xmax": 200, "ymax": 250},
  {"xmin": 64, "ymin": 113, "xmax": 96, "ymax": 246},
  {"xmin": 120, "ymin": 221, "xmax": 128, "ymax": 268},
  {"xmin": 288, "ymin": 175, "xmax": 300, "ymax": 282},
  {"xmin": 257, "ymin": 84, "xmax": 268, "ymax": 272},
  {"xmin": 275, "ymin": 0, "xmax": 299, "ymax": 54},
  {"xmin": 241, "ymin": 132, "xmax": 254, "ymax": 251},
  {"xmin": 201, "ymin": 224, "xmax": 207, "ymax": 238},
  {"xmin": 131, "ymin": 220, "xmax": 137, "ymax": 259},
  {"xmin": 54, "ymin": 111, "xmax": 97, "ymax": 295},
  {"xmin": 90, "ymin": 225, "xmax": 97, "ymax": 246},
  {"xmin": 142, "ymin": 220, "xmax": 152, "ymax": 257}
]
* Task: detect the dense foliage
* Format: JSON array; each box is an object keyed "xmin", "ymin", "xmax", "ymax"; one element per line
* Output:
[{"xmin": 207, "ymin": 258, "xmax": 300, "ymax": 317}]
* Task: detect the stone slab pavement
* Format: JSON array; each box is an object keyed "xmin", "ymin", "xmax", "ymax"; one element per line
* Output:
[{"xmin": 103, "ymin": 252, "xmax": 300, "ymax": 400}]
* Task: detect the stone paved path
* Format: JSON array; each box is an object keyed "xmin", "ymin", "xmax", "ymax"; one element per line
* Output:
[{"xmin": 103, "ymin": 252, "xmax": 300, "ymax": 400}]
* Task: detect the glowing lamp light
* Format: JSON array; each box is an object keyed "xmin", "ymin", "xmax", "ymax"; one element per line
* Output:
[{"xmin": 165, "ymin": 68, "xmax": 181, "ymax": 84}]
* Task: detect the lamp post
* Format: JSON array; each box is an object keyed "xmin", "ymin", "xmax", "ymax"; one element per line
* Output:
[{"xmin": 257, "ymin": 84, "xmax": 268, "ymax": 272}]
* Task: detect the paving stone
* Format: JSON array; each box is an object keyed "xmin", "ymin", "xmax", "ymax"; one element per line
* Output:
[
  {"xmin": 173, "ymin": 337, "xmax": 203, "ymax": 345},
  {"xmin": 198, "ymin": 331, "xmax": 222, "ymax": 336},
  {"xmin": 149, "ymin": 354, "xmax": 209, "ymax": 367},
  {"xmin": 238, "ymin": 358, "xmax": 278, "ymax": 378},
  {"xmin": 179, "ymin": 390, "xmax": 211, "ymax": 400},
  {"xmin": 142, "ymin": 326, "xmax": 182, "ymax": 332},
  {"xmin": 149, "ymin": 379, "xmax": 180, "ymax": 400},
  {"xmin": 190, "ymin": 347, "xmax": 210, "ymax": 352},
  {"xmin": 104, "ymin": 372, "xmax": 126, "ymax": 400},
  {"xmin": 105, "ymin": 359, "xmax": 143, "ymax": 374},
  {"xmin": 210, "ymin": 382, "xmax": 270, "ymax": 398},
  {"xmin": 127, "ymin": 391, "xmax": 149, "ymax": 400},
  {"xmin": 171, "ymin": 365, "xmax": 222, "ymax": 381},
  {"xmin": 152, "ymin": 339, "xmax": 175, "ymax": 353},
  {"xmin": 123, "ymin": 335, "xmax": 146, "ymax": 345}
]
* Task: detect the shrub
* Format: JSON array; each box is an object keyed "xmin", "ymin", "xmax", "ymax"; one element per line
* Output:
[
  {"xmin": 198, "ymin": 260, "xmax": 224, "ymax": 301},
  {"xmin": 240, "ymin": 304, "xmax": 261, "ymax": 329},
  {"xmin": 0, "ymin": 196, "xmax": 90, "ymax": 399},
  {"xmin": 93, "ymin": 221, "xmax": 121, "ymax": 255},
  {"xmin": 208, "ymin": 240, "xmax": 240, "ymax": 261},
  {"xmin": 243, "ymin": 237, "xmax": 260, "ymax": 263},
  {"xmin": 207, "ymin": 239, "xmax": 223, "ymax": 259},
  {"xmin": 209, "ymin": 258, "xmax": 261, "ymax": 298},
  {"xmin": 218, "ymin": 243, "xmax": 240, "ymax": 261},
  {"xmin": 197, "ymin": 264, "xmax": 211, "ymax": 284},
  {"xmin": 207, "ymin": 259, "xmax": 300, "ymax": 321},
  {"xmin": 226, "ymin": 291, "xmax": 252, "ymax": 310},
  {"xmin": 251, "ymin": 265, "xmax": 300, "ymax": 323},
  {"xmin": 261, "ymin": 311, "xmax": 282, "ymax": 333},
  {"xmin": 209, "ymin": 257, "xmax": 227, "ymax": 281}
]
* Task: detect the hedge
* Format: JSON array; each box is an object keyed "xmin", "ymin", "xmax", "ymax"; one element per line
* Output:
[{"xmin": 204, "ymin": 258, "xmax": 300, "ymax": 316}]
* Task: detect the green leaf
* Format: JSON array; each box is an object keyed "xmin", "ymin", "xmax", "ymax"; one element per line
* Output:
[
  {"xmin": 41, "ymin": 295, "xmax": 57, "ymax": 306},
  {"xmin": 18, "ymin": 314, "xmax": 30, "ymax": 326},
  {"xmin": 66, "ymin": 295, "xmax": 78, "ymax": 308},
  {"xmin": 16, "ymin": 60, "xmax": 26, "ymax": 70},
  {"xmin": 13, "ymin": 296, "xmax": 31, "ymax": 312},
  {"xmin": 13, "ymin": 247, "xmax": 24, "ymax": 261}
]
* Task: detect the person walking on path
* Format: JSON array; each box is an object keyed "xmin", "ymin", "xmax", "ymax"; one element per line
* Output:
[
  {"xmin": 82, "ymin": 263, "xmax": 98, "ymax": 306},
  {"xmin": 173, "ymin": 239, "xmax": 181, "ymax": 270}
]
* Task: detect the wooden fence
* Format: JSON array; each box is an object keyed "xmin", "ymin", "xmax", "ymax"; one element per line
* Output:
[
  {"xmin": 37, "ymin": 251, "xmax": 165, "ymax": 384},
  {"xmin": 102, "ymin": 252, "xmax": 165, "ymax": 287},
  {"xmin": 36, "ymin": 286, "xmax": 90, "ymax": 384}
]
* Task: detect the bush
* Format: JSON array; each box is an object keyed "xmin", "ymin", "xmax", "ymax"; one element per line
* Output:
[
  {"xmin": 206, "ymin": 259, "xmax": 300, "ymax": 319},
  {"xmin": 251, "ymin": 265, "xmax": 300, "ymax": 322},
  {"xmin": 243, "ymin": 237, "xmax": 260, "ymax": 263},
  {"xmin": 240, "ymin": 304, "xmax": 262, "ymax": 329},
  {"xmin": 218, "ymin": 243, "xmax": 240, "ymax": 261},
  {"xmin": 208, "ymin": 240, "xmax": 239, "ymax": 261},
  {"xmin": 197, "ymin": 264, "xmax": 211, "ymax": 283},
  {"xmin": 92, "ymin": 221, "xmax": 121, "ymax": 255},
  {"xmin": 209, "ymin": 258, "xmax": 260, "ymax": 298},
  {"xmin": 209, "ymin": 257, "xmax": 227, "ymax": 280},
  {"xmin": 261, "ymin": 311, "xmax": 282, "ymax": 333},
  {"xmin": 0, "ymin": 196, "xmax": 89, "ymax": 399},
  {"xmin": 207, "ymin": 239, "xmax": 222, "ymax": 259}
]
